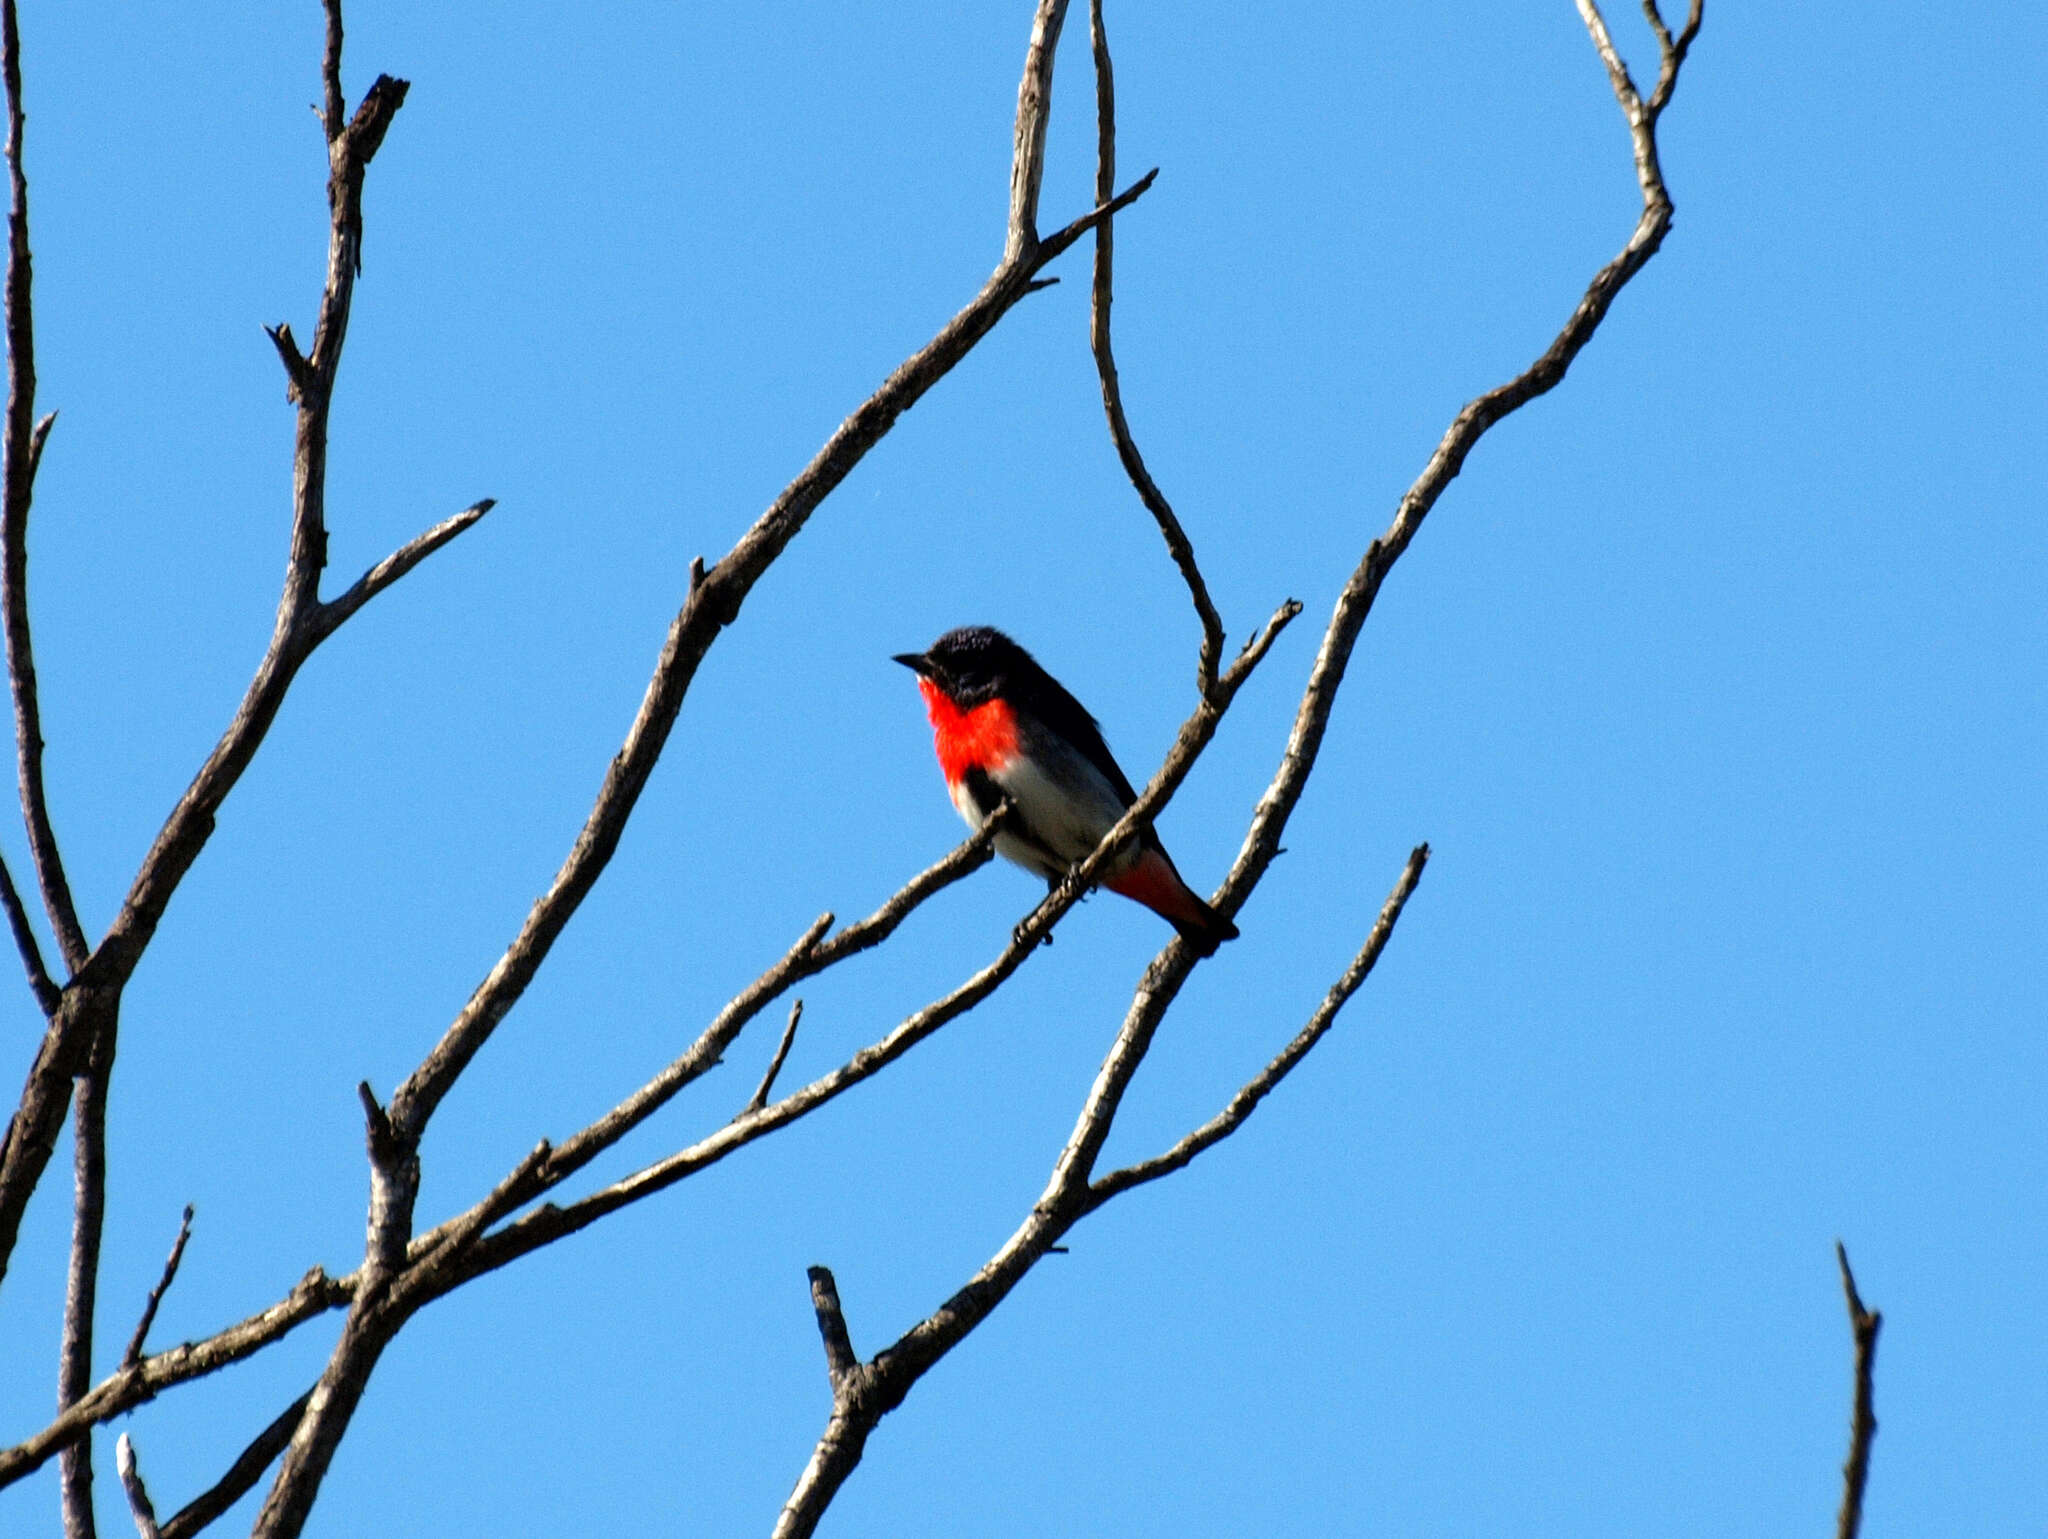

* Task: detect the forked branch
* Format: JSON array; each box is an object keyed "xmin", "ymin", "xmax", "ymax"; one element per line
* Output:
[
  {"xmin": 772, "ymin": 1, "xmax": 1702, "ymax": 1527},
  {"xmin": 773, "ymin": 848, "xmax": 1429, "ymax": 1539}
]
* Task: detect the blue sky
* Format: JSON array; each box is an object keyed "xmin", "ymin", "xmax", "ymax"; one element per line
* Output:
[{"xmin": 0, "ymin": 1, "xmax": 2042, "ymax": 1534}]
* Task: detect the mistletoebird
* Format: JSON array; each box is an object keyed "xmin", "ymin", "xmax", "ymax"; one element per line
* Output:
[{"xmin": 895, "ymin": 626, "xmax": 1239, "ymax": 957}]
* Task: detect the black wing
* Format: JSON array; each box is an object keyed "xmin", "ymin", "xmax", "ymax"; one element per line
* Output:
[{"xmin": 1007, "ymin": 655, "xmax": 1140, "ymax": 808}]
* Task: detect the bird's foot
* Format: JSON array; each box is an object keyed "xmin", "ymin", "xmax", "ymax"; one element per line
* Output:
[{"xmin": 1012, "ymin": 919, "xmax": 1054, "ymax": 951}]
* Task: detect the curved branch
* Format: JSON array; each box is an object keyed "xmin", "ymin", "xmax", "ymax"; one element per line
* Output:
[
  {"xmin": 1087, "ymin": 0, "xmax": 1225, "ymax": 694},
  {"xmin": 1086, "ymin": 842, "xmax": 1428, "ymax": 1208},
  {"xmin": 1, "ymin": 0, "xmax": 84, "ymax": 975}
]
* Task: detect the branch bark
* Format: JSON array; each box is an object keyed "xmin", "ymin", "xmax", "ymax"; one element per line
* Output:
[
  {"xmin": 58, "ymin": 1021, "xmax": 112, "ymax": 1539},
  {"xmin": 1087, "ymin": 0, "xmax": 1225, "ymax": 695},
  {"xmin": 1834, "ymin": 1242, "xmax": 1881, "ymax": 1539},
  {"xmin": 1, "ymin": 0, "xmax": 85, "ymax": 977}
]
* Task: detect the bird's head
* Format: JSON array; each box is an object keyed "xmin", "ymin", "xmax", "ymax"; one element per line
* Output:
[{"xmin": 893, "ymin": 625, "xmax": 1029, "ymax": 707}]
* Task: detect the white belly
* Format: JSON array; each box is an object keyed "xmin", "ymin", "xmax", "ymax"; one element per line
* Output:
[{"xmin": 953, "ymin": 748, "xmax": 1134, "ymax": 884}]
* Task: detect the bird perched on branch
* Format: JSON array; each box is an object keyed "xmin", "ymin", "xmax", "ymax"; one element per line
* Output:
[{"xmin": 895, "ymin": 626, "xmax": 1239, "ymax": 957}]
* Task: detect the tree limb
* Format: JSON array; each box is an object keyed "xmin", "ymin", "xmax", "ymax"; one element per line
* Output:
[
  {"xmin": 59, "ymin": 1026, "xmax": 112, "ymax": 1539},
  {"xmin": 122, "ymin": 1205, "xmax": 195, "ymax": 1369},
  {"xmin": 0, "ymin": 842, "xmax": 55, "ymax": 1012},
  {"xmin": 746, "ymin": 1000, "xmax": 804, "ymax": 1116},
  {"xmin": 1, "ymin": 0, "xmax": 86, "ymax": 975},
  {"xmin": 113, "ymin": 1435, "xmax": 160, "ymax": 1539},
  {"xmin": 1085, "ymin": 842, "xmax": 1428, "ymax": 1209},
  {"xmin": 0, "ymin": 0, "xmax": 439, "ymax": 1299},
  {"xmin": 1834, "ymin": 1242, "xmax": 1881, "ymax": 1539},
  {"xmin": 1087, "ymin": 0, "xmax": 1225, "ymax": 695}
]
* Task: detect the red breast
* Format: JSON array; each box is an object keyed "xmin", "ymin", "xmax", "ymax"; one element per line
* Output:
[{"xmin": 917, "ymin": 677, "xmax": 1020, "ymax": 787}]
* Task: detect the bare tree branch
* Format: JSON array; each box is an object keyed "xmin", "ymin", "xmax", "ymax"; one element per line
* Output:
[
  {"xmin": 1087, "ymin": 0, "xmax": 1225, "ymax": 695},
  {"xmin": 1, "ymin": 0, "xmax": 85, "ymax": 975},
  {"xmin": 156, "ymin": 1390, "xmax": 310, "ymax": 1539},
  {"xmin": 807, "ymin": 1265, "xmax": 859, "ymax": 1385},
  {"xmin": 0, "ymin": 817, "xmax": 1010, "ymax": 1488},
  {"xmin": 770, "ymin": 2, "xmax": 1704, "ymax": 1524},
  {"xmin": 304, "ymin": 498, "xmax": 494, "ymax": 645},
  {"xmin": 59, "ymin": 1028, "xmax": 111, "ymax": 1539},
  {"xmin": 122, "ymin": 1205, "xmax": 195, "ymax": 1369},
  {"xmin": 112, "ymin": 1436, "xmax": 160, "ymax": 1539},
  {"xmin": 772, "ymin": 843, "xmax": 1427, "ymax": 1537},
  {"xmin": 746, "ymin": 1000, "xmax": 803, "ymax": 1117},
  {"xmin": 0, "ymin": 6, "xmax": 432, "ymax": 1298},
  {"xmin": 248, "ymin": 1082, "xmax": 419, "ymax": 1539},
  {"xmin": 0, "ymin": 842, "xmax": 55, "ymax": 1012},
  {"xmin": 1834, "ymin": 1242, "xmax": 1881, "ymax": 1539},
  {"xmin": 381, "ymin": 160, "xmax": 1158, "ymax": 1157},
  {"xmin": 1005, "ymin": 0, "xmax": 1069, "ymax": 263},
  {"xmin": 1086, "ymin": 842, "xmax": 1429, "ymax": 1208},
  {"xmin": 0, "ymin": 1266, "xmax": 351, "ymax": 1489}
]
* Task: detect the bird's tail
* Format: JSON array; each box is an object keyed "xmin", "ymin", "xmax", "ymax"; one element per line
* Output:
[{"xmin": 1105, "ymin": 847, "xmax": 1240, "ymax": 958}]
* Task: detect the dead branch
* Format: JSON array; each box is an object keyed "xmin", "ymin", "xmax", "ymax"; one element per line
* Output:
[
  {"xmin": 112, "ymin": 1435, "xmax": 159, "ymax": 1539},
  {"xmin": 157, "ymin": 1390, "xmax": 311, "ymax": 1539},
  {"xmin": 0, "ymin": 842, "xmax": 54, "ymax": 1012},
  {"xmin": 1085, "ymin": 843, "xmax": 1429, "ymax": 1208},
  {"xmin": 1087, "ymin": 0, "xmax": 1225, "ymax": 694},
  {"xmin": 59, "ymin": 1033, "xmax": 110, "ymax": 1539},
  {"xmin": 1834, "ymin": 1242, "xmax": 1881, "ymax": 1539},
  {"xmin": 0, "ymin": 7, "xmax": 473, "ymax": 1297},
  {"xmin": 747, "ymin": 1000, "xmax": 804, "ymax": 1116},
  {"xmin": 1, "ymin": 0, "xmax": 85, "ymax": 976},
  {"xmin": 0, "ymin": 816, "xmax": 1009, "ymax": 1487},
  {"xmin": 122, "ymin": 1206, "xmax": 196, "ymax": 1369}
]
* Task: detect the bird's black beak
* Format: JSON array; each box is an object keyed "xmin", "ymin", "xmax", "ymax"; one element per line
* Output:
[{"xmin": 892, "ymin": 651, "xmax": 934, "ymax": 678}]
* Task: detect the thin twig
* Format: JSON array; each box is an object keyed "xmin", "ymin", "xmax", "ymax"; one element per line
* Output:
[
  {"xmin": 747, "ymin": 1000, "xmax": 803, "ymax": 1116},
  {"xmin": 0, "ymin": 843, "xmax": 55, "ymax": 1011},
  {"xmin": 123, "ymin": 1205, "xmax": 195, "ymax": 1368},
  {"xmin": 1086, "ymin": 844, "xmax": 1429, "ymax": 1208},
  {"xmin": 1834, "ymin": 1242, "xmax": 1881, "ymax": 1539},
  {"xmin": 1, "ymin": 0, "xmax": 86, "ymax": 975},
  {"xmin": 1087, "ymin": 0, "xmax": 1225, "ymax": 694},
  {"xmin": 307, "ymin": 499, "xmax": 494, "ymax": 644},
  {"xmin": 113, "ymin": 1435, "xmax": 161, "ymax": 1539}
]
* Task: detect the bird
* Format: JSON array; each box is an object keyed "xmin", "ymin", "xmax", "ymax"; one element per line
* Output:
[{"xmin": 894, "ymin": 625, "xmax": 1239, "ymax": 957}]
